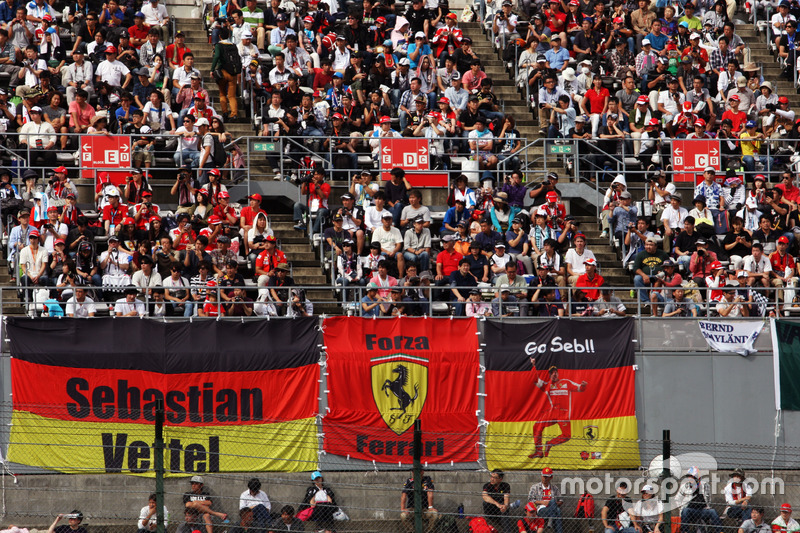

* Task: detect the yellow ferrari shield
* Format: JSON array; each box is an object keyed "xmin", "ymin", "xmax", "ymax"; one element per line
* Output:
[{"xmin": 371, "ymin": 356, "xmax": 429, "ymax": 436}]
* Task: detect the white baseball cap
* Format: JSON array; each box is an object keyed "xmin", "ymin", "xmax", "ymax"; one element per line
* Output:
[
  {"xmin": 195, "ymin": 118, "xmax": 210, "ymax": 126},
  {"xmin": 414, "ymin": 31, "xmax": 426, "ymax": 39}
]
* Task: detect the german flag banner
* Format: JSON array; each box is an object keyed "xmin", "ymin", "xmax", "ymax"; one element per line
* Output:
[
  {"xmin": 6, "ymin": 318, "xmax": 321, "ymax": 475},
  {"xmin": 322, "ymin": 317, "xmax": 480, "ymax": 464},
  {"xmin": 483, "ymin": 319, "xmax": 639, "ymax": 470}
]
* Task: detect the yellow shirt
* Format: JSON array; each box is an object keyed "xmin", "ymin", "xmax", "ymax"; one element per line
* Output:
[{"xmin": 739, "ymin": 131, "xmax": 761, "ymax": 157}]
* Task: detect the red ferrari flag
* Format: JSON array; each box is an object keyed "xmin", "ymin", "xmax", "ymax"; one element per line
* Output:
[{"xmin": 322, "ymin": 317, "xmax": 480, "ymax": 464}]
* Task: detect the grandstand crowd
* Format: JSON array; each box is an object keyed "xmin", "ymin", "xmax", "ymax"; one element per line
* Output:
[{"xmin": 0, "ymin": 0, "xmax": 799, "ymax": 317}]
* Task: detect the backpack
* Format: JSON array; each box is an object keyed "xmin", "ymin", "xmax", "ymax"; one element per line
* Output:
[
  {"xmin": 219, "ymin": 42, "xmax": 242, "ymax": 75},
  {"xmin": 436, "ymin": 513, "xmax": 459, "ymax": 533},
  {"xmin": 575, "ymin": 492, "xmax": 595, "ymax": 518},
  {"xmin": 205, "ymin": 133, "xmax": 227, "ymax": 167},
  {"xmin": 468, "ymin": 517, "xmax": 496, "ymax": 533}
]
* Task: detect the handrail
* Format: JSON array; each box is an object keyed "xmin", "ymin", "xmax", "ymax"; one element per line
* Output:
[{"xmin": 10, "ymin": 282, "xmax": 788, "ymax": 320}]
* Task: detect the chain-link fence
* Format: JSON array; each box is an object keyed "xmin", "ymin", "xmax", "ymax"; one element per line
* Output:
[{"xmin": 2, "ymin": 401, "xmax": 800, "ymax": 533}]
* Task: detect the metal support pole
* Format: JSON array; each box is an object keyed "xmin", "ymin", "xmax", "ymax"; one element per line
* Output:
[
  {"xmin": 155, "ymin": 398, "xmax": 166, "ymax": 533},
  {"xmin": 413, "ymin": 420, "xmax": 423, "ymax": 533},
  {"xmin": 662, "ymin": 429, "xmax": 671, "ymax": 533}
]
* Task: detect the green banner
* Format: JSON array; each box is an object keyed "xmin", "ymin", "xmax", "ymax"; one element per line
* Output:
[{"xmin": 771, "ymin": 319, "xmax": 800, "ymax": 410}]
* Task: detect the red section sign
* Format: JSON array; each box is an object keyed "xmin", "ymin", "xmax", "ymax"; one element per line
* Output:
[
  {"xmin": 672, "ymin": 139, "xmax": 721, "ymax": 183},
  {"xmin": 379, "ymin": 138, "xmax": 448, "ymax": 187},
  {"xmin": 79, "ymin": 135, "xmax": 132, "ymax": 189}
]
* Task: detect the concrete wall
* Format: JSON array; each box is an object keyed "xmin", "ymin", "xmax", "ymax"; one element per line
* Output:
[{"xmin": 5, "ymin": 469, "xmax": 800, "ymax": 527}]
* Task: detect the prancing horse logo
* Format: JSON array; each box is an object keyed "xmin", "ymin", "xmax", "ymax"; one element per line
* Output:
[
  {"xmin": 382, "ymin": 365, "xmax": 419, "ymax": 414},
  {"xmin": 583, "ymin": 425, "xmax": 599, "ymax": 443},
  {"xmin": 371, "ymin": 355, "xmax": 429, "ymax": 435}
]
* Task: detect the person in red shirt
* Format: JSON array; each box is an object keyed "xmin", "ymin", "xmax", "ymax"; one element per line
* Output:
[
  {"xmin": 528, "ymin": 360, "xmax": 587, "ymax": 458},
  {"xmin": 199, "ymin": 215, "xmax": 223, "ymax": 252},
  {"xmin": 769, "ymin": 236, "xmax": 797, "ymax": 291},
  {"xmin": 198, "ymin": 279, "xmax": 225, "ymax": 317},
  {"xmin": 430, "ymin": 14, "xmax": 463, "ymax": 60},
  {"xmin": 213, "ymin": 191, "xmax": 238, "ymax": 226},
  {"xmin": 682, "ymin": 33, "xmax": 709, "ymax": 73},
  {"xmin": 127, "ymin": 12, "xmax": 151, "ymax": 49},
  {"xmin": 133, "ymin": 190, "xmax": 160, "ymax": 230},
  {"xmin": 255, "ymin": 236, "xmax": 287, "ymax": 285},
  {"xmin": 102, "ymin": 191, "xmax": 128, "ymax": 235},
  {"xmin": 575, "ymin": 257, "xmax": 605, "ymax": 300},
  {"xmin": 580, "ymin": 74, "xmax": 610, "ymax": 136},
  {"xmin": 721, "ymin": 95, "xmax": 746, "ymax": 135},
  {"xmin": 165, "ymin": 30, "xmax": 191, "ymax": 70},
  {"xmin": 775, "ymin": 173, "xmax": 800, "ymax": 205},
  {"xmin": 545, "ymin": 0, "xmax": 567, "ymax": 43},
  {"xmin": 312, "ymin": 62, "xmax": 334, "ymax": 92},
  {"xmin": 435, "ymin": 234, "xmax": 463, "ymax": 281},
  {"xmin": 293, "ymin": 167, "xmax": 331, "ymax": 233},
  {"xmin": 170, "ymin": 212, "xmax": 197, "ymax": 251},
  {"xmin": 518, "ymin": 502, "xmax": 545, "ymax": 533},
  {"xmin": 240, "ymin": 193, "xmax": 268, "ymax": 236}
]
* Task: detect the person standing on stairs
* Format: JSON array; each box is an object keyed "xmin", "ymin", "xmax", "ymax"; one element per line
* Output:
[{"xmin": 211, "ymin": 27, "xmax": 241, "ymax": 123}]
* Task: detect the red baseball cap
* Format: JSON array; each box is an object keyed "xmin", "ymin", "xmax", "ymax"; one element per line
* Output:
[
  {"xmin": 248, "ymin": 193, "xmax": 262, "ymax": 201},
  {"xmin": 526, "ymin": 502, "xmax": 537, "ymax": 512},
  {"xmin": 149, "ymin": 215, "xmax": 161, "ymax": 223},
  {"xmin": 218, "ymin": 190, "xmax": 230, "ymax": 199},
  {"xmin": 207, "ymin": 215, "xmax": 222, "ymax": 225},
  {"xmin": 438, "ymin": 96, "xmax": 450, "ymax": 104},
  {"xmin": 380, "ymin": 115, "xmax": 391, "ymax": 124},
  {"xmin": 42, "ymin": 13, "xmax": 52, "ymax": 20},
  {"xmin": 782, "ymin": 504, "xmax": 792, "ymax": 512},
  {"xmin": 29, "ymin": 229, "xmax": 40, "ymax": 237},
  {"xmin": 303, "ymin": 15, "xmax": 314, "ymax": 22},
  {"xmin": 54, "ymin": 166, "xmax": 68, "ymax": 173},
  {"xmin": 682, "ymin": 101, "xmax": 693, "ymax": 111},
  {"xmin": 47, "ymin": 206, "xmax": 59, "ymax": 213},
  {"xmin": 208, "ymin": 168, "xmax": 221, "ymax": 177},
  {"xmin": 376, "ymin": 16, "xmax": 386, "ymax": 23},
  {"xmin": 54, "ymin": 238, "xmax": 65, "ymax": 245},
  {"xmin": 546, "ymin": 191, "xmax": 559, "ymax": 202},
  {"xmin": 694, "ymin": 118, "xmax": 706, "ymax": 127},
  {"xmin": 206, "ymin": 279, "xmax": 217, "ymax": 288},
  {"xmin": 647, "ymin": 118, "xmax": 660, "ymax": 126},
  {"xmin": 779, "ymin": 96, "xmax": 790, "ymax": 104},
  {"xmin": 542, "ymin": 467, "xmax": 553, "ymax": 476},
  {"xmin": 583, "ymin": 257, "xmax": 597, "ymax": 266},
  {"xmin": 710, "ymin": 260, "xmax": 723, "ymax": 270},
  {"xmin": 98, "ymin": 171, "xmax": 110, "ymax": 182},
  {"xmin": 142, "ymin": 190, "xmax": 153, "ymax": 197},
  {"xmin": 778, "ymin": 236, "xmax": 790, "ymax": 244},
  {"xmin": 729, "ymin": 94, "xmax": 740, "ymax": 101},
  {"xmin": 104, "ymin": 45, "xmax": 118, "ymax": 54},
  {"xmin": 332, "ymin": 112, "xmax": 344, "ymax": 120},
  {"xmin": 123, "ymin": 217, "xmax": 135, "ymax": 225},
  {"xmin": 637, "ymin": 95, "xmax": 649, "ymax": 104}
]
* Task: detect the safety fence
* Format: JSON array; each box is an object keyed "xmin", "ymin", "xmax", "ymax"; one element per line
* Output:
[{"xmin": 4, "ymin": 282, "xmax": 799, "ymax": 325}]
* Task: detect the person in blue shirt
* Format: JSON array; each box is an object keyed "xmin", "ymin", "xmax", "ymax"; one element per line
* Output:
[
  {"xmin": 360, "ymin": 283, "xmax": 384, "ymax": 316},
  {"xmin": 645, "ymin": 19, "xmax": 668, "ymax": 51},
  {"xmin": 0, "ymin": 0, "xmax": 17, "ymax": 24},
  {"xmin": 406, "ymin": 31, "xmax": 433, "ymax": 69},
  {"xmin": 544, "ymin": 36, "xmax": 570, "ymax": 72},
  {"xmin": 441, "ymin": 199, "xmax": 471, "ymax": 236}
]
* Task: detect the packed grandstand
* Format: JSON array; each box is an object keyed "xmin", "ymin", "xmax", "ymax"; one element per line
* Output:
[{"xmin": 0, "ymin": 0, "xmax": 799, "ymax": 317}]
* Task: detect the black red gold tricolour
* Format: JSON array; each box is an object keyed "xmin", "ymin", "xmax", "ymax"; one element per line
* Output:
[
  {"xmin": 322, "ymin": 317, "xmax": 480, "ymax": 464},
  {"xmin": 6, "ymin": 318, "xmax": 321, "ymax": 475},
  {"xmin": 483, "ymin": 319, "xmax": 640, "ymax": 470}
]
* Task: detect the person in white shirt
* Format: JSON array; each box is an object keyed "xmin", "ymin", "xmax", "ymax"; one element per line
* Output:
[
  {"xmin": 660, "ymin": 194, "xmax": 689, "ymax": 251},
  {"xmin": 95, "ymin": 45, "xmax": 132, "ymax": 89},
  {"xmin": 115, "ymin": 286, "xmax": 146, "ymax": 316},
  {"xmin": 716, "ymin": 284, "xmax": 749, "ymax": 317},
  {"xmin": 239, "ymin": 478, "xmax": 271, "ymax": 530},
  {"xmin": 131, "ymin": 255, "xmax": 163, "ymax": 296},
  {"xmin": 19, "ymin": 228, "xmax": 49, "ymax": 288},
  {"xmin": 174, "ymin": 115, "xmax": 201, "ymax": 168},
  {"xmin": 743, "ymin": 242, "xmax": 771, "ymax": 288},
  {"xmin": 723, "ymin": 469, "xmax": 753, "ymax": 524},
  {"xmin": 657, "ymin": 78, "xmax": 684, "ymax": 123},
  {"xmin": 141, "ymin": 0, "xmax": 170, "ymax": 42},
  {"xmin": 137, "ymin": 493, "xmax": 170, "ymax": 533},
  {"xmin": 238, "ymin": 31, "xmax": 261, "ymax": 68},
  {"xmin": 61, "ymin": 48, "xmax": 95, "ymax": 103},
  {"xmin": 363, "ymin": 191, "xmax": 391, "ymax": 230},
  {"xmin": 65, "ymin": 287, "xmax": 97, "ymax": 317},
  {"xmin": 564, "ymin": 234, "xmax": 596, "ymax": 285},
  {"xmin": 41, "ymin": 206, "xmax": 68, "ymax": 253},
  {"xmin": 331, "ymin": 35, "xmax": 350, "ymax": 72},
  {"xmin": 99, "ymin": 235, "xmax": 132, "ymax": 287},
  {"xmin": 18, "ymin": 105, "xmax": 56, "ymax": 169}
]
